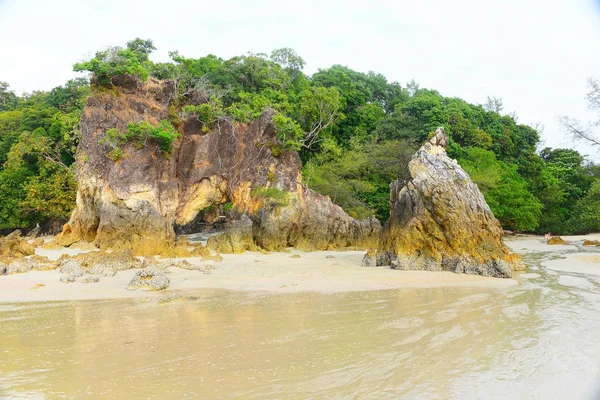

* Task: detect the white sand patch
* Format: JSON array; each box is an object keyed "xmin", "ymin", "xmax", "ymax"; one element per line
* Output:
[
  {"xmin": 557, "ymin": 275, "xmax": 595, "ymax": 290},
  {"xmin": 543, "ymin": 253, "xmax": 600, "ymax": 276}
]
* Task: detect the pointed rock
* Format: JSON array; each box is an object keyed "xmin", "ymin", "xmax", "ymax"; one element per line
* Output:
[{"xmin": 377, "ymin": 127, "xmax": 524, "ymax": 278}]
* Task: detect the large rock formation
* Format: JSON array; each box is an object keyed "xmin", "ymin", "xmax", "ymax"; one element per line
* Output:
[
  {"xmin": 57, "ymin": 76, "xmax": 379, "ymax": 255},
  {"xmin": 377, "ymin": 128, "xmax": 524, "ymax": 278}
]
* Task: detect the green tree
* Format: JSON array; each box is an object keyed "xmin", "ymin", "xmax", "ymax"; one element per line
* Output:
[
  {"xmin": 568, "ymin": 180, "xmax": 600, "ymax": 233},
  {"xmin": 73, "ymin": 38, "xmax": 156, "ymax": 86},
  {"xmin": 459, "ymin": 148, "xmax": 541, "ymax": 231},
  {"xmin": 0, "ymin": 82, "xmax": 19, "ymax": 111}
]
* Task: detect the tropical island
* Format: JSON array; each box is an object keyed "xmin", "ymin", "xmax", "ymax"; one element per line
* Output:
[{"xmin": 0, "ymin": 38, "xmax": 598, "ymax": 293}]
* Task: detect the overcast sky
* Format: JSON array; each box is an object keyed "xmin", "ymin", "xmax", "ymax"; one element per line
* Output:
[{"xmin": 1, "ymin": 0, "xmax": 600, "ymax": 158}]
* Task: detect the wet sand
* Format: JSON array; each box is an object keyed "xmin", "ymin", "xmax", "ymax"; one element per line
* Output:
[
  {"xmin": 1, "ymin": 246, "xmax": 516, "ymax": 303},
  {"xmin": 505, "ymin": 233, "xmax": 600, "ymax": 276},
  {"xmin": 3, "ymin": 235, "xmax": 600, "ymax": 398}
]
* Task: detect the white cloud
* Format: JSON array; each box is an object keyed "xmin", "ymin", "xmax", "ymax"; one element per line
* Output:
[{"xmin": 1, "ymin": 0, "xmax": 600, "ymax": 158}]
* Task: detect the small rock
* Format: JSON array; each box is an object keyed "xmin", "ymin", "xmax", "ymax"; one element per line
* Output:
[
  {"xmin": 60, "ymin": 260, "xmax": 84, "ymax": 277},
  {"xmin": 582, "ymin": 239, "xmax": 600, "ymax": 246},
  {"xmin": 547, "ymin": 236, "xmax": 569, "ymax": 245},
  {"xmin": 290, "ymin": 254, "xmax": 301, "ymax": 259},
  {"xmin": 202, "ymin": 252, "xmax": 223, "ymax": 263},
  {"xmin": 26, "ymin": 225, "xmax": 41, "ymax": 238},
  {"xmin": 82, "ymin": 276, "xmax": 100, "ymax": 283},
  {"xmin": 325, "ymin": 255, "xmax": 335, "ymax": 259},
  {"xmin": 7, "ymin": 260, "xmax": 31, "ymax": 274},
  {"xmin": 89, "ymin": 263, "xmax": 117, "ymax": 277},
  {"xmin": 362, "ymin": 248, "xmax": 377, "ymax": 267},
  {"xmin": 30, "ymin": 255, "xmax": 56, "ymax": 271},
  {"xmin": 157, "ymin": 260, "xmax": 215, "ymax": 274},
  {"xmin": 60, "ymin": 274, "xmax": 76, "ymax": 283},
  {"xmin": 126, "ymin": 268, "xmax": 170, "ymax": 291}
]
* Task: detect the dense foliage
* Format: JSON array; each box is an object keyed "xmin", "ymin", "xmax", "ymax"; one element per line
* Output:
[
  {"xmin": 0, "ymin": 78, "xmax": 88, "ymax": 229},
  {"xmin": 100, "ymin": 120, "xmax": 181, "ymax": 160},
  {"xmin": 1, "ymin": 38, "xmax": 599, "ymax": 234}
]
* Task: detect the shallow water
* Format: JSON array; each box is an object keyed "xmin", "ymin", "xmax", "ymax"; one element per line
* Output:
[{"xmin": 1, "ymin": 252, "xmax": 600, "ymax": 399}]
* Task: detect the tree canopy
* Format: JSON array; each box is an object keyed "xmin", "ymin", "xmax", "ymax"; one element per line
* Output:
[{"xmin": 0, "ymin": 38, "xmax": 598, "ymax": 234}]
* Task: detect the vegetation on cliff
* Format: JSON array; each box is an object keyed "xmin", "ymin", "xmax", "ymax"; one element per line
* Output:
[
  {"xmin": 0, "ymin": 38, "xmax": 599, "ymax": 234},
  {"xmin": 100, "ymin": 120, "xmax": 181, "ymax": 160}
]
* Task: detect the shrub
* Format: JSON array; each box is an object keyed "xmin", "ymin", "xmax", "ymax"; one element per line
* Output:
[
  {"xmin": 250, "ymin": 186, "xmax": 289, "ymax": 206},
  {"xmin": 182, "ymin": 96, "xmax": 225, "ymax": 133},
  {"xmin": 73, "ymin": 38, "xmax": 155, "ymax": 87},
  {"xmin": 273, "ymin": 113, "xmax": 303, "ymax": 150},
  {"xmin": 98, "ymin": 120, "xmax": 181, "ymax": 159}
]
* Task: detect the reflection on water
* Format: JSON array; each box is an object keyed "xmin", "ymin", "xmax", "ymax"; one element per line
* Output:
[{"xmin": 1, "ymin": 252, "xmax": 600, "ymax": 399}]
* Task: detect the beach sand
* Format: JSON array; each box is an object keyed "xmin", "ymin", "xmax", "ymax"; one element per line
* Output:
[{"xmin": 0, "ymin": 243, "xmax": 519, "ymax": 302}]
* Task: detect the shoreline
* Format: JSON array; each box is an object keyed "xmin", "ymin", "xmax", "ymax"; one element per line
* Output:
[
  {"xmin": 0, "ymin": 245, "xmax": 518, "ymax": 303},
  {"xmin": 5, "ymin": 232, "xmax": 600, "ymax": 303}
]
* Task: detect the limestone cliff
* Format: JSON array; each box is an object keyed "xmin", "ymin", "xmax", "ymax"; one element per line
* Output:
[
  {"xmin": 57, "ymin": 76, "xmax": 379, "ymax": 255},
  {"xmin": 377, "ymin": 128, "xmax": 524, "ymax": 278}
]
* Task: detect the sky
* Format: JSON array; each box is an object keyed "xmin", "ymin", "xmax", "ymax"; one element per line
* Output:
[{"xmin": 1, "ymin": 0, "xmax": 600, "ymax": 158}]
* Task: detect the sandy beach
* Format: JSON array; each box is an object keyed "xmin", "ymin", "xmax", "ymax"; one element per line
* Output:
[
  {"xmin": 5, "ymin": 233, "xmax": 600, "ymax": 303},
  {"xmin": 0, "ymin": 241, "xmax": 521, "ymax": 303}
]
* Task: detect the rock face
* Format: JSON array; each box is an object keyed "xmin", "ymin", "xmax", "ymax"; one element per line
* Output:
[
  {"xmin": 57, "ymin": 77, "xmax": 379, "ymax": 255},
  {"xmin": 377, "ymin": 127, "xmax": 524, "ymax": 278}
]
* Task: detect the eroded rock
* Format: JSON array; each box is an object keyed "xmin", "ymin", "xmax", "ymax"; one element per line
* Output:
[
  {"xmin": 77, "ymin": 250, "xmax": 142, "ymax": 276},
  {"xmin": 207, "ymin": 215, "xmax": 257, "ymax": 254},
  {"xmin": 7, "ymin": 260, "xmax": 31, "ymax": 274},
  {"xmin": 60, "ymin": 274, "xmax": 76, "ymax": 283},
  {"xmin": 377, "ymin": 127, "xmax": 524, "ymax": 278},
  {"xmin": 56, "ymin": 78, "xmax": 379, "ymax": 255},
  {"xmin": 0, "ymin": 230, "xmax": 35, "ymax": 258},
  {"xmin": 156, "ymin": 259, "xmax": 215, "ymax": 274},
  {"xmin": 362, "ymin": 248, "xmax": 376, "ymax": 267},
  {"xmin": 126, "ymin": 268, "xmax": 170, "ymax": 291},
  {"xmin": 59, "ymin": 260, "xmax": 84, "ymax": 277},
  {"xmin": 583, "ymin": 239, "xmax": 600, "ymax": 246}
]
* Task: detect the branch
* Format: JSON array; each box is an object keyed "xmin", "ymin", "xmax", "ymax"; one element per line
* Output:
[{"xmin": 560, "ymin": 116, "xmax": 600, "ymax": 147}]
